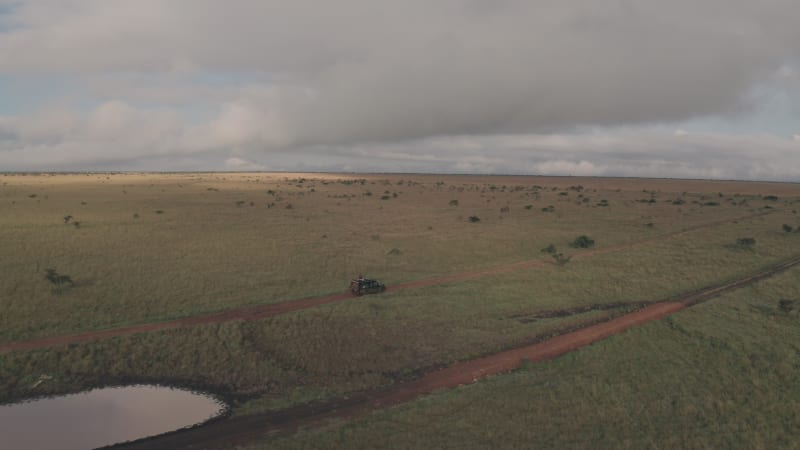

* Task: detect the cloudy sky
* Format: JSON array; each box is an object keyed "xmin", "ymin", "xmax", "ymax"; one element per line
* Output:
[{"xmin": 1, "ymin": 0, "xmax": 799, "ymax": 180}]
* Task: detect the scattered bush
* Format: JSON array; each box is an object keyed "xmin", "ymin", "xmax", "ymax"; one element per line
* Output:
[
  {"xmin": 500, "ymin": 206, "xmax": 510, "ymax": 213},
  {"xmin": 764, "ymin": 195, "xmax": 779, "ymax": 201},
  {"xmin": 782, "ymin": 224, "xmax": 794, "ymax": 233},
  {"xmin": 596, "ymin": 199, "xmax": 609, "ymax": 207},
  {"xmin": 570, "ymin": 235, "xmax": 595, "ymax": 249},
  {"xmin": 778, "ymin": 299, "xmax": 795, "ymax": 313},
  {"xmin": 524, "ymin": 204, "xmax": 533, "ymax": 210},
  {"xmin": 541, "ymin": 205, "xmax": 555, "ymax": 212},
  {"xmin": 540, "ymin": 244, "xmax": 556, "ymax": 254},
  {"xmin": 735, "ymin": 237, "xmax": 756, "ymax": 248},
  {"xmin": 468, "ymin": 215, "xmax": 481, "ymax": 223},
  {"xmin": 449, "ymin": 200, "xmax": 459, "ymax": 206},
  {"xmin": 387, "ymin": 248, "xmax": 402, "ymax": 256}
]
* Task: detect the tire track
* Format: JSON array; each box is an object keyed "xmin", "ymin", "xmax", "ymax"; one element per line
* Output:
[
  {"xmin": 110, "ymin": 253, "xmax": 800, "ymax": 450},
  {"xmin": 0, "ymin": 209, "xmax": 778, "ymax": 355}
]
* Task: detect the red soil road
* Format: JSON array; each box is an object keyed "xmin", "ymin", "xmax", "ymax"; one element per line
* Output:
[
  {"xmin": 0, "ymin": 210, "xmax": 778, "ymax": 355},
  {"xmin": 114, "ymin": 253, "xmax": 800, "ymax": 450},
  {"xmin": 112, "ymin": 302, "xmax": 686, "ymax": 450}
]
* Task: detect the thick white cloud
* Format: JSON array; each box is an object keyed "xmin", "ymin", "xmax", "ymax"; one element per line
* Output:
[{"xmin": 0, "ymin": 1, "xmax": 799, "ymax": 178}]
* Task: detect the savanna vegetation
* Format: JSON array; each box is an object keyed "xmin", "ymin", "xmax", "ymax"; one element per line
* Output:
[
  {"xmin": 1, "ymin": 172, "xmax": 799, "ymax": 448},
  {"xmin": 262, "ymin": 266, "xmax": 800, "ymax": 449}
]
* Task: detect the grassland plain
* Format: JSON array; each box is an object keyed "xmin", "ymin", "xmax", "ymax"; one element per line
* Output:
[
  {"xmin": 1, "ymin": 171, "xmax": 800, "ymax": 441},
  {"xmin": 257, "ymin": 265, "xmax": 800, "ymax": 450},
  {"xmin": 2, "ymin": 172, "xmax": 799, "ymax": 343}
]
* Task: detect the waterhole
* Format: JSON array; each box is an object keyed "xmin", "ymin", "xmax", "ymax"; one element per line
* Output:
[{"xmin": 0, "ymin": 385, "xmax": 225, "ymax": 449}]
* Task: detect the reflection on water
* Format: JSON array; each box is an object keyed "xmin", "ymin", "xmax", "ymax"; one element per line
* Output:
[{"xmin": 0, "ymin": 385, "xmax": 225, "ymax": 450}]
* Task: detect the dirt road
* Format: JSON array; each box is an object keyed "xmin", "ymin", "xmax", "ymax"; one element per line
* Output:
[
  {"xmin": 111, "ymin": 253, "xmax": 800, "ymax": 449},
  {"xmin": 0, "ymin": 210, "xmax": 777, "ymax": 355}
]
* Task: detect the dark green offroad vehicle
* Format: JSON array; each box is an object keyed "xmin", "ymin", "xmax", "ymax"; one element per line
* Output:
[{"xmin": 350, "ymin": 277, "xmax": 387, "ymax": 296}]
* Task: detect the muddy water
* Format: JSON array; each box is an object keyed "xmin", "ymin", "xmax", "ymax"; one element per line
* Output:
[{"xmin": 0, "ymin": 385, "xmax": 225, "ymax": 450}]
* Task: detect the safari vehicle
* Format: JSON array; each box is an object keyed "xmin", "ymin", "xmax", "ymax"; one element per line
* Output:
[{"xmin": 350, "ymin": 276, "xmax": 386, "ymax": 296}]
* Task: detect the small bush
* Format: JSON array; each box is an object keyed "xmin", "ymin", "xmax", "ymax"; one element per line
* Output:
[
  {"xmin": 764, "ymin": 195, "xmax": 779, "ymax": 201},
  {"xmin": 570, "ymin": 235, "xmax": 595, "ymax": 249},
  {"xmin": 735, "ymin": 237, "xmax": 756, "ymax": 248},
  {"xmin": 778, "ymin": 299, "xmax": 795, "ymax": 313},
  {"xmin": 468, "ymin": 215, "xmax": 481, "ymax": 223},
  {"xmin": 449, "ymin": 200, "xmax": 459, "ymax": 206},
  {"xmin": 540, "ymin": 244, "xmax": 556, "ymax": 254},
  {"xmin": 524, "ymin": 204, "xmax": 533, "ymax": 210},
  {"xmin": 387, "ymin": 248, "xmax": 402, "ymax": 256},
  {"xmin": 782, "ymin": 224, "xmax": 794, "ymax": 233},
  {"xmin": 541, "ymin": 205, "xmax": 555, "ymax": 212}
]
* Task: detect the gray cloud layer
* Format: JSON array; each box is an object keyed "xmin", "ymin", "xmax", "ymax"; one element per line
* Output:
[{"xmin": 1, "ymin": 1, "xmax": 799, "ymax": 178}]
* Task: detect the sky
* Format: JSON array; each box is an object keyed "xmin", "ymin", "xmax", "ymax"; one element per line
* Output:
[{"xmin": 0, "ymin": 1, "xmax": 799, "ymax": 180}]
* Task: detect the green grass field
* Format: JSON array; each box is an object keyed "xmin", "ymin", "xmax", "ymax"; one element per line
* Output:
[
  {"xmin": 261, "ymin": 266, "xmax": 800, "ymax": 450},
  {"xmin": 1, "ymin": 172, "xmax": 799, "ymax": 448}
]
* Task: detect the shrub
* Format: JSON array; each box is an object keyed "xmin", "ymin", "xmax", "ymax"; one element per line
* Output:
[
  {"xmin": 468, "ymin": 215, "xmax": 481, "ymax": 223},
  {"xmin": 540, "ymin": 244, "xmax": 556, "ymax": 254},
  {"xmin": 541, "ymin": 205, "xmax": 555, "ymax": 212},
  {"xmin": 764, "ymin": 195, "xmax": 779, "ymax": 201},
  {"xmin": 735, "ymin": 237, "xmax": 756, "ymax": 248},
  {"xmin": 782, "ymin": 224, "xmax": 794, "ymax": 233},
  {"xmin": 449, "ymin": 200, "xmax": 459, "ymax": 206},
  {"xmin": 524, "ymin": 204, "xmax": 533, "ymax": 210},
  {"xmin": 778, "ymin": 299, "xmax": 795, "ymax": 313},
  {"xmin": 570, "ymin": 235, "xmax": 595, "ymax": 249}
]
